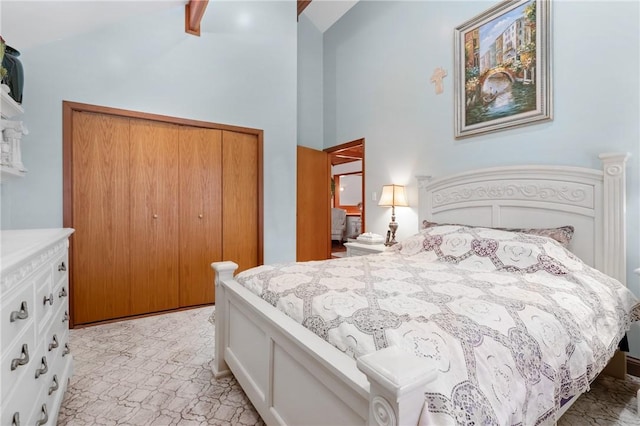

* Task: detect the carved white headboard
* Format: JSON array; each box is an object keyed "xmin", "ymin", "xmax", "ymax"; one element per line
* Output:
[{"xmin": 417, "ymin": 153, "xmax": 629, "ymax": 284}]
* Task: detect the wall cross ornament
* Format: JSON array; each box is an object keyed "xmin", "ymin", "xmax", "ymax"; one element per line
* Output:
[{"xmin": 430, "ymin": 67, "xmax": 447, "ymax": 95}]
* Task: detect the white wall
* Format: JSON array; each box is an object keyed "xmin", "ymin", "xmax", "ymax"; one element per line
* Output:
[
  {"xmin": 332, "ymin": 160, "xmax": 362, "ymax": 175},
  {"xmin": 297, "ymin": 14, "xmax": 324, "ymax": 150},
  {"xmin": 321, "ymin": 1, "xmax": 640, "ymax": 353},
  {"xmin": 1, "ymin": 1, "xmax": 298, "ymax": 264}
]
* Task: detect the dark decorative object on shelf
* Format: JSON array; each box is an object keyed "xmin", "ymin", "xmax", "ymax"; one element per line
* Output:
[{"xmin": 2, "ymin": 43, "xmax": 24, "ymax": 104}]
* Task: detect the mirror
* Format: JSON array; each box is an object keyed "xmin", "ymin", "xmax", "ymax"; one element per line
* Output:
[{"xmin": 334, "ymin": 172, "xmax": 362, "ymax": 214}]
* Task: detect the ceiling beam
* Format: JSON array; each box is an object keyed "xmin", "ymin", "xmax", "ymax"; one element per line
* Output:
[
  {"xmin": 298, "ymin": 0, "xmax": 312, "ymax": 17},
  {"xmin": 185, "ymin": 0, "xmax": 209, "ymax": 36}
]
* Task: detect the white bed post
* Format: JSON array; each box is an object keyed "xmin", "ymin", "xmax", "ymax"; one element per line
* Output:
[
  {"xmin": 357, "ymin": 346, "xmax": 437, "ymax": 426},
  {"xmin": 211, "ymin": 261, "xmax": 239, "ymax": 378},
  {"xmin": 599, "ymin": 153, "xmax": 630, "ymax": 381},
  {"xmin": 599, "ymin": 153, "xmax": 629, "ymax": 285}
]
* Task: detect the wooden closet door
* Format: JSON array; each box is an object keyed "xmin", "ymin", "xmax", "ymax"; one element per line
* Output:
[
  {"xmin": 179, "ymin": 127, "xmax": 222, "ymax": 306},
  {"xmin": 129, "ymin": 120, "xmax": 180, "ymax": 315},
  {"xmin": 222, "ymin": 131, "xmax": 259, "ymax": 273},
  {"xmin": 71, "ymin": 112, "xmax": 131, "ymax": 324}
]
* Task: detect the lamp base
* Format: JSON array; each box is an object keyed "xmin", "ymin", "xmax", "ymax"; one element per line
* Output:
[{"xmin": 385, "ymin": 220, "xmax": 399, "ymax": 246}]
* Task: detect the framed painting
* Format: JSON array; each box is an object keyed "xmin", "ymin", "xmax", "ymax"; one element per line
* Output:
[{"xmin": 454, "ymin": 0, "xmax": 552, "ymax": 138}]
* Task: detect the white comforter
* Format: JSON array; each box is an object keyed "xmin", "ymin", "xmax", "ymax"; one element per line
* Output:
[{"xmin": 235, "ymin": 225, "xmax": 640, "ymax": 425}]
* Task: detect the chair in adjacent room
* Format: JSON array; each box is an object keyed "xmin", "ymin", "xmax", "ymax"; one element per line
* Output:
[{"xmin": 331, "ymin": 207, "xmax": 347, "ymax": 243}]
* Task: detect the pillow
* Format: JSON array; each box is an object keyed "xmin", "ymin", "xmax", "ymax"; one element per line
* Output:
[
  {"xmin": 421, "ymin": 220, "xmax": 574, "ymax": 248},
  {"xmin": 416, "ymin": 225, "xmax": 572, "ymax": 275}
]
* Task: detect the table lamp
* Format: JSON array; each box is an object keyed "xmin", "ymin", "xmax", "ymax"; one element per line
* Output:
[{"xmin": 378, "ymin": 184, "xmax": 408, "ymax": 246}]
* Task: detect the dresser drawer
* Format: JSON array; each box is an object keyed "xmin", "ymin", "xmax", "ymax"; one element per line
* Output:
[
  {"xmin": 1, "ymin": 320, "xmax": 36, "ymax": 403},
  {"xmin": 30, "ymin": 346, "xmax": 56, "ymax": 403},
  {"xmin": 55, "ymin": 280, "xmax": 69, "ymax": 308},
  {"xmin": 1, "ymin": 371, "xmax": 42, "ymax": 426},
  {"xmin": 52, "ymin": 251, "xmax": 69, "ymax": 288},
  {"xmin": 1, "ymin": 279, "xmax": 35, "ymax": 350},
  {"xmin": 52, "ymin": 274, "xmax": 69, "ymax": 319},
  {"xmin": 44, "ymin": 327, "xmax": 69, "ymax": 366},
  {"xmin": 49, "ymin": 284, "xmax": 70, "ymax": 352},
  {"xmin": 44, "ymin": 330, "xmax": 71, "ymax": 412},
  {"xmin": 34, "ymin": 269, "xmax": 55, "ymax": 335},
  {"xmin": 29, "ymin": 385, "xmax": 50, "ymax": 426},
  {"xmin": 44, "ymin": 307, "xmax": 70, "ymax": 368}
]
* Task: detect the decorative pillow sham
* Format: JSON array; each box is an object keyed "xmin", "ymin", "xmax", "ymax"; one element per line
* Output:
[
  {"xmin": 421, "ymin": 220, "xmax": 574, "ymax": 247},
  {"xmin": 393, "ymin": 224, "xmax": 576, "ymax": 276}
]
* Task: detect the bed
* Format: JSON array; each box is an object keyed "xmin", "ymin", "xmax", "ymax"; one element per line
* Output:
[{"xmin": 211, "ymin": 153, "xmax": 638, "ymax": 425}]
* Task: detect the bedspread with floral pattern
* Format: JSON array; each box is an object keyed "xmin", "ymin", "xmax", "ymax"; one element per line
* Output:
[{"xmin": 235, "ymin": 225, "xmax": 640, "ymax": 425}]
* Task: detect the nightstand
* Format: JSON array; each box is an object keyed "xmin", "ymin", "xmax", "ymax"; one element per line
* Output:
[{"xmin": 344, "ymin": 242, "xmax": 387, "ymax": 257}]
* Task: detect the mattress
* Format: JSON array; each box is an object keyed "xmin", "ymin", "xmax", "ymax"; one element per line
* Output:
[{"xmin": 235, "ymin": 225, "xmax": 640, "ymax": 425}]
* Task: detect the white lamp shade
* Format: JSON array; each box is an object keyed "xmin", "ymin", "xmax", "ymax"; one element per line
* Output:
[{"xmin": 378, "ymin": 184, "xmax": 408, "ymax": 207}]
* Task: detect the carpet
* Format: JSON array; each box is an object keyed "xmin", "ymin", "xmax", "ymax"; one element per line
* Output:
[
  {"xmin": 58, "ymin": 307, "xmax": 263, "ymax": 425},
  {"xmin": 58, "ymin": 306, "xmax": 640, "ymax": 425}
]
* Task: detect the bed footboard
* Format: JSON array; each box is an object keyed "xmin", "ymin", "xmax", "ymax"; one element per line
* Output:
[
  {"xmin": 212, "ymin": 261, "xmax": 236, "ymax": 379},
  {"xmin": 211, "ymin": 261, "xmax": 437, "ymax": 426},
  {"xmin": 358, "ymin": 346, "xmax": 438, "ymax": 425}
]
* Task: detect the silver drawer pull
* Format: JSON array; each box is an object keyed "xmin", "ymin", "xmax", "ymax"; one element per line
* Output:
[
  {"xmin": 62, "ymin": 343, "xmax": 71, "ymax": 357},
  {"xmin": 58, "ymin": 262, "xmax": 66, "ymax": 272},
  {"xmin": 62, "ymin": 311, "xmax": 70, "ymax": 323},
  {"xmin": 35, "ymin": 356, "xmax": 48, "ymax": 379},
  {"xmin": 9, "ymin": 301, "xmax": 29, "ymax": 322},
  {"xmin": 10, "ymin": 344, "xmax": 29, "ymax": 370},
  {"xmin": 58, "ymin": 286, "xmax": 67, "ymax": 298},
  {"xmin": 11, "ymin": 412, "xmax": 19, "ymax": 426},
  {"xmin": 43, "ymin": 293, "xmax": 53, "ymax": 306},
  {"xmin": 48, "ymin": 334, "xmax": 59, "ymax": 351},
  {"xmin": 48, "ymin": 374, "xmax": 59, "ymax": 395},
  {"xmin": 35, "ymin": 404, "xmax": 48, "ymax": 426}
]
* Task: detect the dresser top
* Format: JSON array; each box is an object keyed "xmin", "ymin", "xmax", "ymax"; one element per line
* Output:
[{"xmin": 1, "ymin": 228, "xmax": 74, "ymax": 273}]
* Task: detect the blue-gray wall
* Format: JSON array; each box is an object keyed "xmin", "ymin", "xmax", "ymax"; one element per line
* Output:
[
  {"xmin": 1, "ymin": 1, "xmax": 298, "ymax": 264},
  {"xmin": 4, "ymin": 0, "xmax": 640, "ymax": 355},
  {"xmin": 297, "ymin": 14, "xmax": 324, "ymax": 150},
  {"xmin": 318, "ymin": 0, "xmax": 640, "ymax": 353}
]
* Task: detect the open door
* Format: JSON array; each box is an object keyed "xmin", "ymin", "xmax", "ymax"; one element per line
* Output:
[
  {"xmin": 326, "ymin": 138, "xmax": 365, "ymax": 239},
  {"xmin": 297, "ymin": 146, "xmax": 331, "ymax": 261}
]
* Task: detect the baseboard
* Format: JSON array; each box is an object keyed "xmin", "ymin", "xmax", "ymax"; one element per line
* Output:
[{"xmin": 627, "ymin": 355, "xmax": 640, "ymax": 377}]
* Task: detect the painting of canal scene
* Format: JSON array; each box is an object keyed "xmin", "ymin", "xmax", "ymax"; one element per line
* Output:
[{"xmin": 454, "ymin": 0, "xmax": 551, "ymax": 138}]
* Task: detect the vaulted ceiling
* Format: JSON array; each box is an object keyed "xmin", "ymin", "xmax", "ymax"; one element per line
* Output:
[
  {"xmin": 1, "ymin": 0, "xmax": 357, "ymax": 51},
  {"xmin": 1, "ymin": 1, "xmax": 183, "ymax": 50}
]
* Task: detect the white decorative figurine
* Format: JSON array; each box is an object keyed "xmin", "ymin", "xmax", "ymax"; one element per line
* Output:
[{"xmin": 1, "ymin": 118, "xmax": 28, "ymax": 171}]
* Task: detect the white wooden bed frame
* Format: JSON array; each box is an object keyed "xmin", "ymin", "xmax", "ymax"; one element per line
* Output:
[{"xmin": 212, "ymin": 153, "xmax": 631, "ymax": 425}]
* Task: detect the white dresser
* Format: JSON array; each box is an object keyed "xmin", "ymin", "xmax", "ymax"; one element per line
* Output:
[{"xmin": 1, "ymin": 228, "xmax": 74, "ymax": 426}]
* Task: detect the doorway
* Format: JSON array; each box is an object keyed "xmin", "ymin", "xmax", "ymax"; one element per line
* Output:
[{"xmin": 325, "ymin": 138, "xmax": 365, "ymax": 258}]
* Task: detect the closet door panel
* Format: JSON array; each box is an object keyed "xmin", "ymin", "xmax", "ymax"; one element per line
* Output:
[
  {"xmin": 179, "ymin": 127, "xmax": 222, "ymax": 306},
  {"xmin": 222, "ymin": 131, "xmax": 259, "ymax": 273},
  {"xmin": 129, "ymin": 120, "xmax": 180, "ymax": 315},
  {"xmin": 72, "ymin": 112, "xmax": 131, "ymax": 324}
]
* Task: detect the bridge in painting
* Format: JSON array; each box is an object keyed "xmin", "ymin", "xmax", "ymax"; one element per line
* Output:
[{"xmin": 479, "ymin": 66, "xmax": 517, "ymax": 87}]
